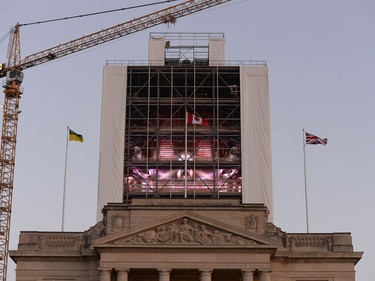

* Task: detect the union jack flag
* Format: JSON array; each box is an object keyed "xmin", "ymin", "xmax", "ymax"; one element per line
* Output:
[{"xmin": 305, "ymin": 132, "xmax": 327, "ymax": 145}]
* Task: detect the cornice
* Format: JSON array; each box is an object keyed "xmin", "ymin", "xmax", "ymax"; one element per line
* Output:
[
  {"xmin": 272, "ymin": 256, "xmax": 362, "ymax": 264},
  {"xmin": 95, "ymin": 247, "xmax": 276, "ymax": 254},
  {"xmin": 104, "ymin": 200, "xmax": 267, "ymax": 211},
  {"xmin": 272, "ymin": 251, "xmax": 363, "ymax": 265},
  {"xmin": 10, "ymin": 255, "xmax": 98, "ymax": 262}
]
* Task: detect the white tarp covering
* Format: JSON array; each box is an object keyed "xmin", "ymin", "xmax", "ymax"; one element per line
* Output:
[
  {"xmin": 96, "ymin": 64, "xmax": 273, "ymax": 221},
  {"xmin": 240, "ymin": 66, "xmax": 273, "ymax": 221},
  {"xmin": 209, "ymin": 38, "xmax": 225, "ymax": 66},
  {"xmin": 97, "ymin": 66, "xmax": 127, "ymax": 220},
  {"xmin": 148, "ymin": 37, "xmax": 165, "ymax": 66}
]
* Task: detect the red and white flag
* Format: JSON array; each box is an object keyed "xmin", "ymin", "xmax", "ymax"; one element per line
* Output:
[{"xmin": 186, "ymin": 112, "xmax": 209, "ymax": 127}]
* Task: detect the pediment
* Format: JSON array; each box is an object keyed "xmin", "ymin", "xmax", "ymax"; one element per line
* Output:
[{"xmin": 93, "ymin": 212, "xmax": 275, "ymax": 248}]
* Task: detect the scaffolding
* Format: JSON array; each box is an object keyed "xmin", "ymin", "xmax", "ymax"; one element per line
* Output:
[
  {"xmin": 109, "ymin": 32, "xmax": 268, "ymax": 200},
  {"xmin": 123, "ymin": 64, "xmax": 242, "ymax": 200},
  {"xmin": 160, "ymin": 32, "xmax": 225, "ymax": 65}
]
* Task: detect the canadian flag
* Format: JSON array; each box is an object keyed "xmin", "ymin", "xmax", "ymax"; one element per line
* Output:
[{"xmin": 186, "ymin": 112, "xmax": 209, "ymax": 127}]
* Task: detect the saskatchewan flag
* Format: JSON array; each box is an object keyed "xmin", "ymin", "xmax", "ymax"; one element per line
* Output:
[{"xmin": 69, "ymin": 129, "xmax": 84, "ymax": 142}]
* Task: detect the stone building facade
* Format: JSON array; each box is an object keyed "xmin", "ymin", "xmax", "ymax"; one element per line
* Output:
[
  {"xmin": 9, "ymin": 33, "xmax": 362, "ymax": 280},
  {"xmin": 10, "ymin": 199, "xmax": 362, "ymax": 281}
]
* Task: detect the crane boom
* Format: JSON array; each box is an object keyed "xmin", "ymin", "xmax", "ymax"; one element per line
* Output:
[
  {"xmin": 0, "ymin": 0, "xmax": 231, "ymax": 78},
  {"xmin": 0, "ymin": 0, "xmax": 232, "ymax": 280}
]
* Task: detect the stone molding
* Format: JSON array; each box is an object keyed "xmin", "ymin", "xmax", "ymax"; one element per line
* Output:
[
  {"xmin": 8, "ymin": 256, "xmax": 97, "ymax": 262},
  {"xmin": 272, "ymin": 256, "xmax": 362, "ymax": 264},
  {"xmin": 13, "ymin": 255, "xmax": 360, "ymax": 267},
  {"xmin": 95, "ymin": 247, "xmax": 276, "ymax": 254}
]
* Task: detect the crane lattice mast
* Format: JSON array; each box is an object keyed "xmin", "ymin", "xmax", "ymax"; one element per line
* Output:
[
  {"xmin": 0, "ymin": 23, "xmax": 22, "ymax": 281},
  {"xmin": 0, "ymin": 1, "xmax": 231, "ymax": 280}
]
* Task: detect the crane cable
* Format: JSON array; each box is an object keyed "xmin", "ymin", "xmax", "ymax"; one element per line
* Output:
[
  {"xmin": 0, "ymin": 33, "xmax": 8, "ymax": 44},
  {"xmin": 0, "ymin": 0, "xmax": 177, "ymax": 50},
  {"xmin": 19, "ymin": 0, "xmax": 177, "ymax": 27}
]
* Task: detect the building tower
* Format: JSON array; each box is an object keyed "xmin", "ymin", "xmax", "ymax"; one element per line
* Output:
[
  {"xmin": 9, "ymin": 33, "xmax": 362, "ymax": 281},
  {"xmin": 98, "ymin": 32, "xmax": 273, "ymax": 220}
]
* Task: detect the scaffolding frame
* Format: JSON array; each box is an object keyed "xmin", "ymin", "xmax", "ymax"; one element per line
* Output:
[{"xmin": 124, "ymin": 65, "xmax": 241, "ymax": 200}]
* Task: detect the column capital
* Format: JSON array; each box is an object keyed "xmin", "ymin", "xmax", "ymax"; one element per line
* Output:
[
  {"xmin": 117, "ymin": 269, "xmax": 129, "ymax": 281},
  {"xmin": 241, "ymin": 269, "xmax": 256, "ymax": 274},
  {"xmin": 241, "ymin": 270, "xmax": 254, "ymax": 281},
  {"xmin": 259, "ymin": 270, "xmax": 271, "ymax": 281},
  {"xmin": 199, "ymin": 269, "xmax": 213, "ymax": 273},
  {"xmin": 117, "ymin": 268, "xmax": 130, "ymax": 272},
  {"xmin": 158, "ymin": 268, "xmax": 171, "ymax": 281},
  {"xmin": 99, "ymin": 268, "xmax": 111, "ymax": 281},
  {"xmin": 157, "ymin": 269, "xmax": 172, "ymax": 273},
  {"xmin": 199, "ymin": 269, "xmax": 213, "ymax": 281}
]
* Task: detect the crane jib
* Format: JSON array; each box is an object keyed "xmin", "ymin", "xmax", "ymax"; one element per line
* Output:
[{"xmin": 0, "ymin": 0, "xmax": 231, "ymax": 79}]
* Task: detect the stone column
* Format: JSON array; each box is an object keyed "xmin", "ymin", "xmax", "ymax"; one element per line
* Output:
[
  {"xmin": 259, "ymin": 271, "xmax": 271, "ymax": 281},
  {"xmin": 118, "ymin": 269, "xmax": 129, "ymax": 281},
  {"xmin": 99, "ymin": 269, "xmax": 111, "ymax": 281},
  {"xmin": 242, "ymin": 270, "xmax": 254, "ymax": 281},
  {"xmin": 199, "ymin": 269, "xmax": 213, "ymax": 281},
  {"xmin": 158, "ymin": 269, "xmax": 171, "ymax": 281}
]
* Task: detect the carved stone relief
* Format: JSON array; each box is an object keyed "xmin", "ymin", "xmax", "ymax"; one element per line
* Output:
[
  {"xmin": 287, "ymin": 235, "xmax": 333, "ymax": 251},
  {"xmin": 112, "ymin": 217, "xmax": 261, "ymax": 246},
  {"xmin": 83, "ymin": 221, "xmax": 105, "ymax": 249},
  {"xmin": 245, "ymin": 215, "xmax": 259, "ymax": 231},
  {"xmin": 86, "ymin": 221, "xmax": 105, "ymax": 240},
  {"xmin": 111, "ymin": 214, "xmax": 127, "ymax": 233},
  {"xmin": 37, "ymin": 234, "xmax": 82, "ymax": 250},
  {"xmin": 265, "ymin": 222, "xmax": 287, "ymax": 247}
]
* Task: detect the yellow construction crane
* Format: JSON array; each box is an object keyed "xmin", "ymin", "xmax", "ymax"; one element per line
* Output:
[{"xmin": 0, "ymin": 0, "xmax": 231, "ymax": 280}]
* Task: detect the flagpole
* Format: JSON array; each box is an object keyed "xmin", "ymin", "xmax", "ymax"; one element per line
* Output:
[
  {"xmin": 303, "ymin": 129, "xmax": 309, "ymax": 233},
  {"xmin": 184, "ymin": 112, "xmax": 188, "ymax": 198},
  {"xmin": 61, "ymin": 126, "xmax": 69, "ymax": 231}
]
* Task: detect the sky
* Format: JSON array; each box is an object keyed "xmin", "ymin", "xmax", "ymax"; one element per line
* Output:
[{"xmin": 1, "ymin": 0, "xmax": 374, "ymax": 280}]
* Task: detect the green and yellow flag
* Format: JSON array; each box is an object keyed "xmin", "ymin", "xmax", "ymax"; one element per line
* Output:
[{"xmin": 69, "ymin": 129, "xmax": 84, "ymax": 142}]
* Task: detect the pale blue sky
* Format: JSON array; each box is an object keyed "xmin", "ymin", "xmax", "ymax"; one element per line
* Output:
[{"xmin": 1, "ymin": 1, "xmax": 374, "ymax": 280}]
